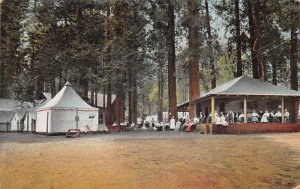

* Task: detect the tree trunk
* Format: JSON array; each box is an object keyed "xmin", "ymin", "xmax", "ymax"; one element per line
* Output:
[
  {"xmin": 102, "ymin": 89, "xmax": 105, "ymax": 124},
  {"xmin": 0, "ymin": 56, "xmax": 6, "ymax": 98},
  {"xmin": 36, "ymin": 76, "xmax": 44, "ymax": 99},
  {"xmin": 131, "ymin": 73, "xmax": 137, "ymax": 125},
  {"xmin": 105, "ymin": 2, "xmax": 113, "ymax": 126},
  {"xmin": 290, "ymin": 27, "xmax": 298, "ymax": 91},
  {"xmin": 142, "ymin": 92, "xmax": 145, "ymax": 121},
  {"xmin": 91, "ymin": 89, "xmax": 94, "ymax": 106},
  {"xmin": 51, "ymin": 77, "xmax": 56, "ymax": 98},
  {"xmin": 78, "ymin": 78, "xmax": 89, "ymax": 102},
  {"xmin": 106, "ymin": 84, "xmax": 112, "ymax": 126},
  {"xmin": 205, "ymin": 0, "xmax": 216, "ymax": 88},
  {"xmin": 166, "ymin": 0, "xmax": 177, "ymax": 120},
  {"xmin": 128, "ymin": 70, "xmax": 132, "ymax": 123},
  {"xmin": 158, "ymin": 62, "xmax": 164, "ymax": 123},
  {"xmin": 187, "ymin": 0, "xmax": 200, "ymax": 119},
  {"xmin": 95, "ymin": 87, "xmax": 98, "ymax": 107},
  {"xmin": 272, "ymin": 59, "xmax": 277, "ymax": 85},
  {"xmin": 235, "ymin": 0, "xmax": 242, "ymax": 77},
  {"xmin": 254, "ymin": 1, "xmax": 263, "ymax": 80},
  {"xmin": 248, "ymin": 0, "xmax": 260, "ymax": 79},
  {"xmin": 290, "ymin": 23, "xmax": 298, "ymax": 123},
  {"xmin": 115, "ymin": 86, "xmax": 125, "ymax": 125}
]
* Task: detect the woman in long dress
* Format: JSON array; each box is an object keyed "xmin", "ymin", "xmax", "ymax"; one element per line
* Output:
[
  {"xmin": 220, "ymin": 113, "xmax": 228, "ymax": 126},
  {"xmin": 260, "ymin": 110, "xmax": 269, "ymax": 123}
]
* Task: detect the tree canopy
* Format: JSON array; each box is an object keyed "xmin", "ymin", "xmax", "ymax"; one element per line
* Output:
[{"xmin": 1, "ymin": 0, "xmax": 299, "ymax": 123}]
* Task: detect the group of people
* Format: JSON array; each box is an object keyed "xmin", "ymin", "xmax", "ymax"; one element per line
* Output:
[
  {"xmin": 167, "ymin": 115, "xmax": 201, "ymax": 132},
  {"xmin": 251, "ymin": 109, "xmax": 289, "ymax": 123},
  {"xmin": 199, "ymin": 108, "xmax": 290, "ymax": 125},
  {"xmin": 119, "ymin": 108, "xmax": 291, "ymax": 132},
  {"xmin": 211, "ymin": 109, "xmax": 290, "ymax": 124}
]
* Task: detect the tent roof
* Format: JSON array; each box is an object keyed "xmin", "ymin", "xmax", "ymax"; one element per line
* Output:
[
  {"xmin": 38, "ymin": 82, "xmax": 97, "ymax": 110},
  {"xmin": 0, "ymin": 111, "xmax": 15, "ymax": 123},
  {"xmin": 0, "ymin": 99, "xmax": 21, "ymax": 111},
  {"xmin": 42, "ymin": 92, "xmax": 52, "ymax": 101},
  {"xmin": 25, "ymin": 109, "xmax": 37, "ymax": 119},
  {"xmin": 15, "ymin": 109, "xmax": 26, "ymax": 120},
  {"xmin": 200, "ymin": 75, "xmax": 300, "ymax": 98}
]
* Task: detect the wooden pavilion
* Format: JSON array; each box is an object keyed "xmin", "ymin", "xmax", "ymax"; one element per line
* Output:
[{"xmin": 178, "ymin": 76, "xmax": 300, "ymax": 134}]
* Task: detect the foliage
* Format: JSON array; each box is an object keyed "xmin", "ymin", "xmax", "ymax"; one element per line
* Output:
[{"xmin": 0, "ymin": 0, "xmax": 298, "ymax": 118}]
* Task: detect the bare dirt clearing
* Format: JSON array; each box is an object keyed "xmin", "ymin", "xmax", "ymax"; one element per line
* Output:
[{"xmin": 0, "ymin": 132, "xmax": 300, "ymax": 189}]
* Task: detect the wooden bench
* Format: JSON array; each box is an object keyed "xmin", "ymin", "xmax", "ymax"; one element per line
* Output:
[{"xmin": 66, "ymin": 129, "xmax": 81, "ymax": 138}]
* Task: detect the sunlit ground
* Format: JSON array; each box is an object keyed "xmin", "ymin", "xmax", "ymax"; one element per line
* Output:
[{"xmin": 0, "ymin": 132, "xmax": 300, "ymax": 189}]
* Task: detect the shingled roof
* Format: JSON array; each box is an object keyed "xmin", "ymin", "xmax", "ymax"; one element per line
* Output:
[{"xmin": 201, "ymin": 75, "xmax": 300, "ymax": 98}]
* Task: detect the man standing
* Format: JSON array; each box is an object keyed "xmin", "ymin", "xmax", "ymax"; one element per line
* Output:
[{"xmin": 226, "ymin": 110, "xmax": 234, "ymax": 123}]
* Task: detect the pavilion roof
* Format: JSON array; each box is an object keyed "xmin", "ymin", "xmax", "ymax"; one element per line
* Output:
[{"xmin": 200, "ymin": 75, "xmax": 300, "ymax": 99}]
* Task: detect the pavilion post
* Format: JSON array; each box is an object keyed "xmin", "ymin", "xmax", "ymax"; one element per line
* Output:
[
  {"xmin": 281, "ymin": 96, "xmax": 284, "ymax": 123},
  {"xmin": 210, "ymin": 96, "xmax": 215, "ymax": 135},
  {"xmin": 290, "ymin": 97, "xmax": 299, "ymax": 123},
  {"xmin": 243, "ymin": 96, "xmax": 247, "ymax": 123},
  {"xmin": 211, "ymin": 96, "xmax": 215, "ymax": 124}
]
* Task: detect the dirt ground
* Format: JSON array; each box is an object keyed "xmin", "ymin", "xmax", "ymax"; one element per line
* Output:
[{"xmin": 0, "ymin": 132, "xmax": 300, "ymax": 189}]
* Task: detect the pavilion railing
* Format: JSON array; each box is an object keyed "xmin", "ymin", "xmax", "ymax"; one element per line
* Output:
[{"xmin": 212, "ymin": 123, "xmax": 300, "ymax": 134}]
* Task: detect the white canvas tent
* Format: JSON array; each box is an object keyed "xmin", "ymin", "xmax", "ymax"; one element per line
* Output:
[
  {"xmin": 24, "ymin": 109, "xmax": 37, "ymax": 132},
  {"xmin": 36, "ymin": 82, "xmax": 98, "ymax": 134},
  {"xmin": 11, "ymin": 109, "xmax": 26, "ymax": 131},
  {"xmin": 0, "ymin": 111, "xmax": 15, "ymax": 131}
]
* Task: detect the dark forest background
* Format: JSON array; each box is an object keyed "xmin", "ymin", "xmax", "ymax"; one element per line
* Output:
[{"xmin": 1, "ymin": 0, "xmax": 299, "ymax": 124}]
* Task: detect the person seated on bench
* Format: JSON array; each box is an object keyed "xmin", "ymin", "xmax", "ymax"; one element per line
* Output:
[
  {"xmin": 274, "ymin": 110, "xmax": 282, "ymax": 123},
  {"xmin": 206, "ymin": 114, "xmax": 212, "ymax": 123},
  {"xmin": 260, "ymin": 110, "xmax": 270, "ymax": 123},
  {"xmin": 154, "ymin": 122, "xmax": 163, "ymax": 131},
  {"xmin": 237, "ymin": 112, "xmax": 244, "ymax": 122},
  {"xmin": 175, "ymin": 120, "xmax": 181, "ymax": 131},
  {"xmin": 215, "ymin": 112, "xmax": 222, "ymax": 126},
  {"xmin": 251, "ymin": 110, "xmax": 260, "ymax": 123},
  {"xmin": 284, "ymin": 109, "xmax": 289, "ymax": 123},
  {"xmin": 220, "ymin": 112, "xmax": 228, "ymax": 126},
  {"xmin": 269, "ymin": 111, "xmax": 275, "ymax": 123}
]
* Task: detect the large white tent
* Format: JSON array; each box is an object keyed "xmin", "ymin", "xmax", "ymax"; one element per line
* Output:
[{"xmin": 36, "ymin": 82, "xmax": 98, "ymax": 134}]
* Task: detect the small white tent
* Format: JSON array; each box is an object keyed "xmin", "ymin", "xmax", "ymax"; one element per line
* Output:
[
  {"xmin": 11, "ymin": 109, "xmax": 26, "ymax": 131},
  {"xmin": 36, "ymin": 82, "xmax": 98, "ymax": 134},
  {"xmin": 24, "ymin": 110, "xmax": 37, "ymax": 132}
]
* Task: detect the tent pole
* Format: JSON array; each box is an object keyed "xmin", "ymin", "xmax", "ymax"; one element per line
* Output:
[{"xmin": 244, "ymin": 96, "xmax": 247, "ymax": 123}]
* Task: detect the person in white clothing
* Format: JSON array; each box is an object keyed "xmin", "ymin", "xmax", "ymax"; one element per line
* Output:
[
  {"xmin": 170, "ymin": 116, "xmax": 176, "ymax": 130},
  {"xmin": 274, "ymin": 110, "xmax": 282, "ymax": 123},
  {"xmin": 215, "ymin": 112, "xmax": 222, "ymax": 125},
  {"xmin": 260, "ymin": 110, "xmax": 269, "ymax": 123},
  {"xmin": 193, "ymin": 117, "xmax": 200, "ymax": 124},
  {"xmin": 199, "ymin": 112, "xmax": 205, "ymax": 123},
  {"xmin": 251, "ymin": 110, "xmax": 259, "ymax": 123},
  {"xmin": 238, "ymin": 112, "xmax": 245, "ymax": 122},
  {"xmin": 220, "ymin": 113, "xmax": 228, "ymax": 126},
  {"xmin": 175, "ymin": 120, "xmax": 181, "ymax": 131},
  {"xmin": 284, "ymin": 109, "xmax": 289, "ymax": 123}
]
